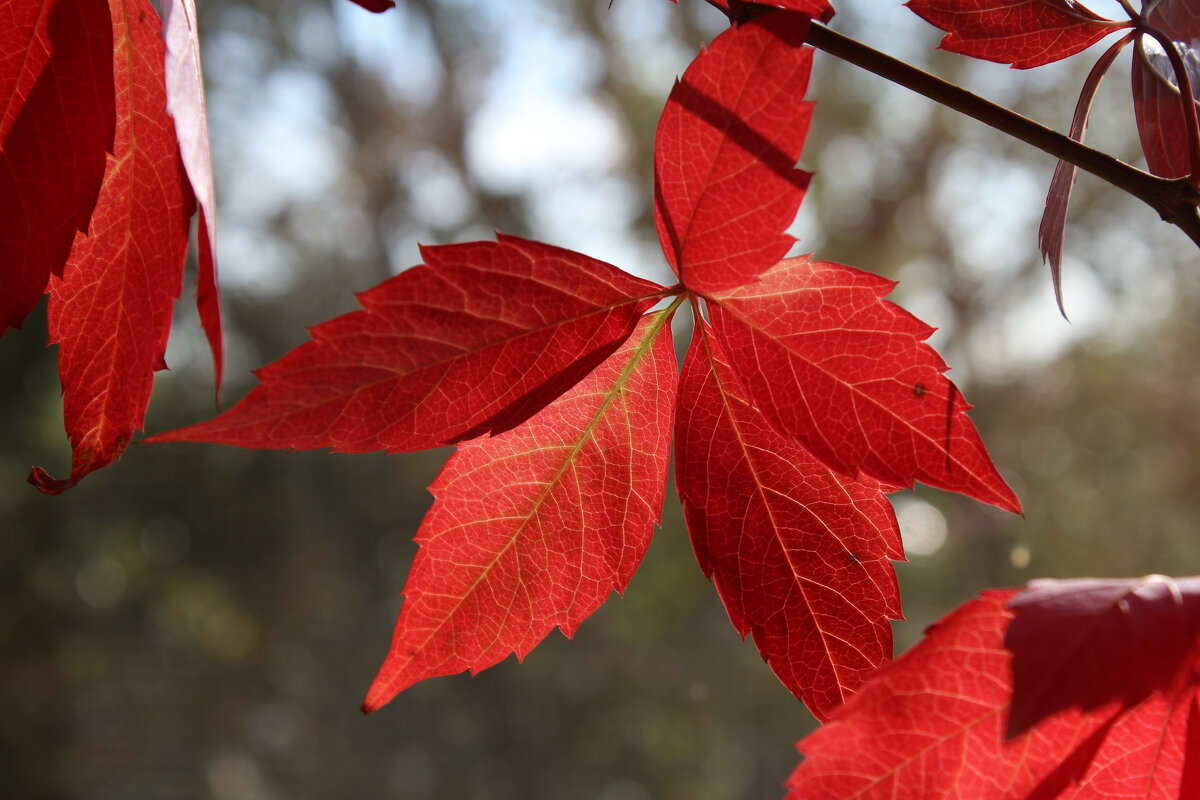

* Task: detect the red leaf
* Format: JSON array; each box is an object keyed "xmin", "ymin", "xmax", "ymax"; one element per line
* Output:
[
  {"xmin": 0, "ymin": 0, "xmax": 114, "ymax": 333},
  {"xmin": 363, "ymin": 310, "xmax": 677, "ymax": 711},
  {"xmin": 147, "ymin": 235, "xmax": 667, "ymax": 453},
  {"xmin": 789, "ymin": 584, "xmax": 1200, "ymax": 799},
  {"xmin": 701, "ymin": 0, "xmax": 836, "ymax": 24},
  {"xmin": 162, "ymin": 0, "xmax": 224, "ymax": 389},
  {"xmin": 1039, "ymin": 33, "xmax": 1133, "ymax": 316},
  {"xmin": 905, "ymin": 0, "xmax": 1126, "ymax": 69},
  {"xmin": 1131, "ymin": 2, "xmax": 1200, "ymax": 179},
  {"xmin": 654, "ymin": 10, "xmax": 814, "ymax": 294},
  {"xmin": 708, "ymin": 255, "xmax": 1021, "ymax": 513},
  {"xmin": 345, "ymin": 0, "xmax": 395, "ymax": 11},
  {"xmin": 29, "ymin": 0, "xmax": 190, "ymax": 494},
  {"xmin": 675, "ymin": 317, "xmax": 903, "ymax": 721},
  {"xmin": 1005, "ymin": 575, "xmax": 1200, "ymax": 738}
]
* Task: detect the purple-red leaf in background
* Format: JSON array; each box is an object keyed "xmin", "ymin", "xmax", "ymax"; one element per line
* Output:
[
  {"xmin": 147, "ymin": 236, "xmax": 667, "ymax": 454},
  {"xmin": 708, "ymin": 255, "xmax": 1021, "ymax": 513},
  {"xmin": 654, "ymin": 10, "xmax": 814, "ymax": 295},
  {"xmin": 162, "ymin": 0, "xmax": 224, "ymax": 389},
  {"xmin": 345, "ymin": 0, "xmax": 395, "ymax": 12},
  {"xmin": 1039, "ymin": 33, "xmax": 1133, "ymax": 315},
  {"xmin": 789, "ymin": 578, "xmax": 1200, "ymax": 799},
  {"xmin": 906, "ymin": 0, "xmax": 1126, "ymax": 69},
  {"xmin": 363, "ymin": 310, "xmax": 677, "ymax": 712},
  {"xmin": 675, "ymin": 317, "xmax": 903, "ymax": 721},
  {"xmin": 0, "ymin": 0, "xmax": 114, "ymax": 334},
  {"xmin": 1132, "ymin": 1, "xmax": 1200, "ymax": 179},
  {"xmin": 29, "ymin": 0, "xmax": 190, "ymax": 494}
]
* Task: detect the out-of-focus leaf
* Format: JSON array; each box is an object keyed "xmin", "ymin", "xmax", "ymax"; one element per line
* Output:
[{"xmin": 1131, "ymin": 1, "xmax": 1200, "ymax": 179}]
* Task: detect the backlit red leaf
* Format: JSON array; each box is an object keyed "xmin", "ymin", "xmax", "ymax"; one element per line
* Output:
[
  {"xmin": 905, "ymin": 0, "xmax": 1125, "ymax": 69},
  {"xmin": 790, "ymin": 581, "xmax": 1200, "ymax": 799},
  {"xmin": 0, "ymin": 0, "xmax": 114, "ymax": 333},
  {"xmin": 29, "ymin": 0, "xmax": 190, "ymax": 494},
  {"xmin": 363, "ymin": 310, "xmax": 677, "ymax": 711},
  {"xmin": 675, "ymin": 317, "xmax": 903, "ymax": 721},
  {"xmin": 162, "ymin": 0, "xmax": 224, "ymax": 388},
  {"xmin": 148, "ymin": 235, "xmax": 666, "ymax": 454},
  {"xmin": 1131, "ymin": 2, "xmax": 1200, "ymax": 179},
  {"xmin": 654, "ymin": 10, "xmax": 814, "ymax": 295},
  {"xmin": 708, "ymin": 255, "xmax": 1020, "ymax": 513}
]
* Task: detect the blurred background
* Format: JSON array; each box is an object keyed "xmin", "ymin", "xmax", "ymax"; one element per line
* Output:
[{"xmin": 3, "ymin": 0, "xmax": 1199, "ymax": 797}]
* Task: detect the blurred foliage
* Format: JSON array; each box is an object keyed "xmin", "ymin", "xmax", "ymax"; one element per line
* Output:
[{"xmin": 3, "ymin": 0, "xmax": 1199, "ymax": 797}]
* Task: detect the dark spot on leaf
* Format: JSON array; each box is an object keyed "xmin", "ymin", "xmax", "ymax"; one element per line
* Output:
[{"xmin": 913, "ymin": 383, "xmax": 926, "ymax": 397}]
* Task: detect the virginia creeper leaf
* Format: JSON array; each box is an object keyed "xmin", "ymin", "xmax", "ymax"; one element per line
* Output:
[
  {"xmin": 363, "ymin": 310, "xmax": 677, "ymax": 711},
  {"xmin": 675, "ymin": 317, "xmax": 903, "ymax": 721},
  {"xmin": 905, "ymin": 0, "xmax": 1126, "ymax": 69},
  {"xmin": 1131, "ymin": 2, "xmax": 1200, "ymax": 179},
  {"xmin": 708, "ymin": 255, "xmax": 1021, "ymax": 513},
  {"xmin": 0, "ymin": 0, "xmax": 114, "ymax": 334},
  {"xmin": 29, "ymin": 0, "xmax": 190, "ymax": 494},
  {"xmin": 790, "ymin": 581, "xmax": 1200, "ymax": 800},
  {"xmin": 0, "ymin": 0, "xmax": 53, "ymax": 143},
  {"xmin": 1039, "ymin": 33, "xmax": 1133, "ymax": 315},
  {"xmin": 654, "ymin": 10, "xmax": 814, "ymax": 294},
  {"xmin": 1005, "ymin": 575, "xmax": 1200, "ymax": 739},
  {"xmin": 162, "ymin": 0, "xmax": 224, "ymax": 389},
  {"xmin": 148, "ymin": 235, "xmax": 666, "ymax": 454}
]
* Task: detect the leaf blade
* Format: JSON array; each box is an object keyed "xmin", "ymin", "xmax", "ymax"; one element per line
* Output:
[
  {"xmin": 709, "ymin": 255, "xmax": 1020, "ymax": 513},
  {"xmin": 147, "ymin": 235, "xmax": 666, "ymax": 454},
  {"xmin": 363, "ymin": 310, "xmax": 677, "ymax": 711},
  {"xmin": 654, "ymin": 10, "xmax": 814, "ymax": 294},
  {"xmin": 675, "ymin": 317, "xmax": 903, "ymax": 721}
]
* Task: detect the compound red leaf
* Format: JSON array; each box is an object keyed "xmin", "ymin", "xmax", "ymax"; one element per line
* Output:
[
  {"xmin": 1131, "ymin": 2, "xmax": 1200, "ymax": 179},
  {"xmin": 654, "ymin": 10, "xmax": 814, "ymax": 295},
  {"xmin": 789, "ymin": 581, "xmax": 1200, "ymax": 800},
  {"xmin": 162, "ymin": 0, "xmax": 223, "ymax": 389},
  {"xmin": 675, "ymin": 317, "xmax": 903, "ymax": 721},
  {"xmin": 708, "ymin": 255, "xmax": 1020, "ymax": 513},
  {"xmin": 0, "ymin": 0, "xmax": 114, "ymax": 334},
  {"xmin": 1005, "ymin": 575, "xmax": 1200, "ymax": 739},
  {"xmin": 148, "ymin": 235, "xmax": 666, "ymax": 454},
  {"xmin": 29, "ymin": 0, "xmax": 190, "ymax": 494},
  {"xmin": 905, "ymin": 0, "xmax": 1126, "ymax": 69},
  {"xmin": 363, "ymin": 311, "xmax": 677, "ymax": 711}
]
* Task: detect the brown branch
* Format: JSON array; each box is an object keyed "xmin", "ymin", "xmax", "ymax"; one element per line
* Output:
[{"xmin": 803, "ymin": 22, "xmax": 1200, "ymax": 251}]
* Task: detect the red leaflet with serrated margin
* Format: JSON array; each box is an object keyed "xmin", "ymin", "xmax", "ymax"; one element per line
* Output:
[
  {"xmin": 906, "ymin": 0, "xmax": 1125, "ymax": 69},
  {"xmin": 1131, "ymin": 1, "xmax": 1200, "ymax": 179},
  {"xmin": 148, "ymin": 235, "xmax": 666, "ymax": 454},
  {"xmin": 709, "ymin": 255, "xmax": 1020, "ymax": 513},
  {"xmin": 675, "ymin": 318, "xmax": 903, "ymax": 721},
  {"xmin": 363, "ymin": 311, "xmax": 677, "ymax": 711},
  {"xmin": 654, "ymin": 11, "xmax": 814, "ymax": 295},
  {"xmin": 29, "ymin": 0, "xmax": 190, "ymax": 494}
]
